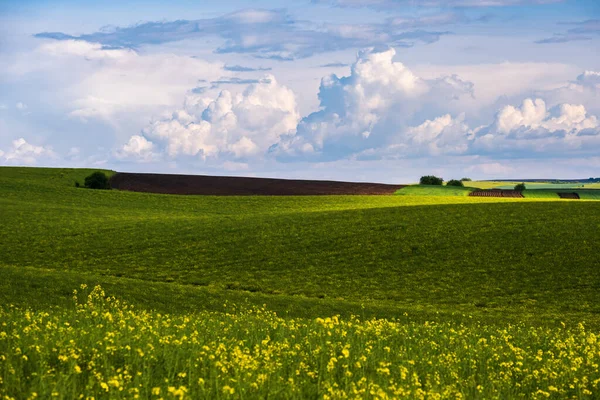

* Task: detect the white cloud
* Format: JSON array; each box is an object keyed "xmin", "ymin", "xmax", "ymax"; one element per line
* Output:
[
  {"xmin": 492, "ymin": 98, "xmax": 598, "ymax": 135},
  {"xmin": 495, "ymin": 98, "xmax": 548, "ymax": 134},
  {"xmin": 272, "ymin": 49, "xmax": 600, "ymax": 162},
  {"xmin": 540, "ymin": 70, "xmax": 600, "ymax": 115},
  {"xmin": 272, "ymin": 47, "xmax": 474, "ymax": 160},
  {"xmin": 0, "ymin": 138, "xmax": 56, "ymax": 165},
  {"xmin": 473, "ymin": 98, "xmax": 600, "ymax": 154},
  {"xmin": 6, "ymin": 40, "xmax": 226, "ymax": 129},
  {"xmin": 405, "ymin": 114, "xmax": 472, "ymax": 155},
  {"xmin": 115, "ymin": 135, "xmax": 158, "ymax": 162},
  {"xmin": 120, "ymin": 75, "xmax": 299, "ymax": 162},
  {"xmin": 15, "ymin": 102, "xmax": 27, "ymax": 110},
  {"xmin": 577, "ymin": 70, "xmax": 600, "ymax": 87}
]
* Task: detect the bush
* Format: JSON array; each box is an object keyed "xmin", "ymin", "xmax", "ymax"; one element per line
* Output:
[
  {"xmin": 461, "ymin": 177, "xmax": 472, "ymax": 182},
  {"xmin": 74, "ymin": 181, "xmax": 80, "ymax": 188},
  {"xmin": 420, "ymin": 175, "xmax": 443, "ymax": 185},
  {"xmin": 446, "ymin": 179, "xmax": 464, "ymax": 187},
  {"xmin": 84, "ymin": 172, "xmax": 111, "ymax": 190},
  {"xmin": 514, "ymin": 183, "xmax": 526, "ymax": 192}
]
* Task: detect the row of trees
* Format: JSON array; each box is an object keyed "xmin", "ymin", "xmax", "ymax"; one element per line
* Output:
[
  {"xmin": 419, "ymin": 176, "xmax": 470, "ymax": 187},
  {"xmin": 420, "ymin": 175, "xmax": 527, "ymax": 191}
]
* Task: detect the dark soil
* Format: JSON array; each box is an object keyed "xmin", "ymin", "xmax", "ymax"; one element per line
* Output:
[
  {"xmin": 469, "ymin": 190, "xmax": 524, "ymax": 198},
  {"xmin": 558, "ymin": 192, "xmax": 580, "ymax": 199},
  {"xmin": 109, "ymin": 173, "xmax": 406, "ymax": 196}
]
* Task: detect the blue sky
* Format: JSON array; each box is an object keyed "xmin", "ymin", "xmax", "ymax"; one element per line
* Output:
[{"xmin": 0, "ymin": 0, "xmax": 599, "ymax": 182}]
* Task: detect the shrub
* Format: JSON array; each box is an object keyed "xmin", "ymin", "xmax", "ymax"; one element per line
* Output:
[
  {"xmin": 74, "ymin": 181, "xmax": 80, "ymax": 188},
  {"xmin": 420, "ymin": 175, "xmax": 443, "ymax": 185},
  {"xmin": 446, "ymin": 179, "xmax": 464, "ymax": 187},
  {"xmin": 84, "ymin": 172, "xmax": 111, "ymax": 190},
  {"xmin": 514, "ymin": 183, "xmax": 526, "ymax": 192},
  {"xmin": 461, "ymin": 177, "xmax": 472, "ymax": 182}
]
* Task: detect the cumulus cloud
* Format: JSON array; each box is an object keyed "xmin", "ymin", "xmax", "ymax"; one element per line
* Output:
[
  {"xmin": 268, "ymin": 48, "xmax": 599, "ymax": 162},
  {"xmin": 405, "ymin": 114, "xmax": 472, "ymax": 155},
  {"xmin": 119, "ymin": 75, "xmax": 299, "ymax": 162},
  {"xmin": 526, "ymin": 69, "xmax": 600, "ymax": 117},
  {"xmin": 34, "ymin": 9, "xmax": 451, "ymax": 61},
  {"xmin": 272, "ymin": 48, "xmax": 474, "ymax": 160},
  {"xmin": 473, "ymin": 98, "xmax": 600, "ymax": 155},
  {"xmin": 0, "ymin": 138, "xmax": 56, "ymax": 165},
  {"xmin": 115, "ymin": 135, "xmax": 158, "ymax": 162}
]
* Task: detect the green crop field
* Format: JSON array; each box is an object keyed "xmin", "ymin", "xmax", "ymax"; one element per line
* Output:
[
  {"xmin": 471, "ymin": 181, "xmax": 600, "ymax": 190},
  {"xmin": 521, "ymin": 190, "xmax": 560, "ymax": 199},
  {"xmin": 1, "ymin": 167, "xmax": 600, "ymax": 399},
  {"xmin": 395, "ymin": 185, "xmax": 475, "ymax": 196}
]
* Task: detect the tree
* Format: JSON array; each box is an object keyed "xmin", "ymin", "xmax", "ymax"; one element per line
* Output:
[
  {"xmin": 84, "ymin": 171, "xmax": 111, "ymax": 190},
  {"xmin": 460, "ymin": 177, "xmax": 472, "ymax": 182},
  {"xmin": 514, "ymin": 183, "xmax": 526, "ymax": 192},
  {"xmin": 446, "ymin": 179, "xmax": 464, "ymax": 187},
  {"xmin": 420, "ymin": 175, "xmax": 443, "ymax": 185}
]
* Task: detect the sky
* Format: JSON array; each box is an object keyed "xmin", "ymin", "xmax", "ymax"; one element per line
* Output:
[{"xmin": 0, "ymin": 0, "xmax": 599, "ymax": 183}]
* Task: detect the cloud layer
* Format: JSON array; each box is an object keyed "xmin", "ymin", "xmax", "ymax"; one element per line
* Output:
[
  {"xmin": 116, "ymin": 47, "xmax": 599, "ymax": 167},
  {"xmin": 35, "ymin": 9, "xmax": 453, "ymax": 60},
  {"xmin": 313, "ymin": 0, "xmax": 565, "ymax": 10}
]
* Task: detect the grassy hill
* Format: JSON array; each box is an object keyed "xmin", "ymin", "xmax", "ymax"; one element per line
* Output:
[
  {"xmin": 1, "ymin": 167, "xmax": 599, "ymax": 325},
  {"xmin": 2, "ymin": 167, "xmax": 600, "ymax": 398}
]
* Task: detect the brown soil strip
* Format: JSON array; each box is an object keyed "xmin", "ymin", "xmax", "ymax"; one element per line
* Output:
[
  {"xmin": 469, "ymin": 190, "xmax": 524, "ymax": 198},
  {"xmin": 109, "ymin": 173, "xmax": 406, "ymax": 196},
  {"xmin": 558, "ymin": 192, "xmax": 580, "ymax": 199}
]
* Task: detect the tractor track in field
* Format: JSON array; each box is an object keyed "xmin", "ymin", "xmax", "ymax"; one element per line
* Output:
[{"xmin": 109, "ymin": 172, "xmax": 406, "ymax": 196}]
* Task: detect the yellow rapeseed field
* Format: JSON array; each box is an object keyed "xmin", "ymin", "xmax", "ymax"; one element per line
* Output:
[{"xmin": 1, "ymin": 286, "xmax": 599, "ymax": 399}]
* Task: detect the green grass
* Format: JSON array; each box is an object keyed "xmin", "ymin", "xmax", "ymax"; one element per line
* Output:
[
  {"xmin": 576, "ymin": 190, "xmax": 600, "ymax": 200},
  {"xmin": 522, "ymin": 189, "xmax": 600, "ymax": 200},
  {"xmin": 395, "ymin": 185, "xmax": 475, "ymax": 196},
  {"xmin": 2, "ymin": 167, "xmax": 600, "ymax": 398},
  {"xmin": 1, "ymin": 167, "xmax": 600, "ymax": 326},
  {"xmin": 521, "ymin": 190, "xmax": 560, "ymax": 199}
]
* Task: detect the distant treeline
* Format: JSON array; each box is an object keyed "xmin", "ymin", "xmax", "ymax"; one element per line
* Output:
[{"xmin": 492, "ymin": 178, "xmax": 600, "ymax": 183}]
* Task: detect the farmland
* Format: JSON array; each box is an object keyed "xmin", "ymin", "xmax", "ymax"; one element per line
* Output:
[
  {"xmin": 394, "ymin": 185, "xmax": 475, "ymax": 196},
  {"xmin": 1, "ymin": 167, "xmax": 600, "ymax": 398}
]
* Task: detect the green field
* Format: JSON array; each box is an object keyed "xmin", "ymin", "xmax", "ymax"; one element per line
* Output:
[
  {"xmin": 521, "ymin": 190, "xmax": 560, "ymax": 199},
  {"xmin": 2, "ymin": 167, "xmax": 600, "ymax": 398},
  {"xmin": 471, "ymin": 181, "xmax": 600, "ymax": 190},
  {"xmin": 395, "ymin": 185, "xmax": 475, "ymax": 196}
]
